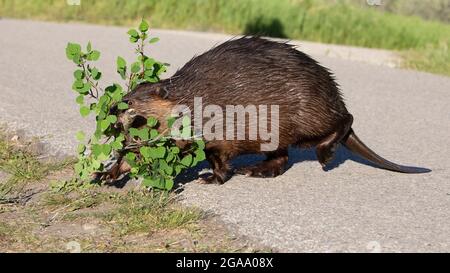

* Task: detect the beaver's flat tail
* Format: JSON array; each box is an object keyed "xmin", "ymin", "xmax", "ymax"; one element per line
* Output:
[{"xmin": 341, "ymin": 129, "xmax": 431, "ymax": 174}]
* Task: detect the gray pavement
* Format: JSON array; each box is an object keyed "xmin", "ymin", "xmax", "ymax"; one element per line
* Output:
[{"xmin": 0, "ymin": 19, "xmax": 449, "ymax": 252}]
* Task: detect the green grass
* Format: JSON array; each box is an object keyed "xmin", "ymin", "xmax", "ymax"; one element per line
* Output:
[
  {"xmin": 0, "ymin": 131, "xmax": 72, "ymax": 201},
  {"xmin": 45, "ymin": 178, "xmax": 202, "ymax": 236},
  {"xmin": 0, "ymin": 0, "xmax": 449, "ymax": 76},
  {"xmin": 102, "ymin": 190, "xmax": 202, "ymax": 236}
]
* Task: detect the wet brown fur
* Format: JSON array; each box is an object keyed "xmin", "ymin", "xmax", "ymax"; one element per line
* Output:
[{"xmin": 106, "ymin": 36, "xmax": 429, "ymax": 183}]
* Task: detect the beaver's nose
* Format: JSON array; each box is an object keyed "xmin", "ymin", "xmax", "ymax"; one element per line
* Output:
[{"xmin": 113, "ymin": 121, "xmax": 124, "ymax": 131}]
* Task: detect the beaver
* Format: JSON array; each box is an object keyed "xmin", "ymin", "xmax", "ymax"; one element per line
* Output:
[{"xmin": 105, "ymin": 36, "xmax": 430, "ymax": 184}]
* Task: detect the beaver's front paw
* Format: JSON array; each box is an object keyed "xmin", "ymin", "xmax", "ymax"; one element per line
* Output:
[{"xmin": 197, "ymin": 175, "xmax": 222, "ymax": 185}]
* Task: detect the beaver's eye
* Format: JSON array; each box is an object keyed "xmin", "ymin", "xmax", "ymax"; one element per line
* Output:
[{"xmin": 128, "ymin": 100, "xmax": 133, "ymax": 106}]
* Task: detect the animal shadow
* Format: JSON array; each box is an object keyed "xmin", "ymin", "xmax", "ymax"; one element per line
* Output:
[
  {"xmin": 244, "ymin": 17, "xmax": 287, "ymax": 38},
  {"xmin": 107, "ymin": 145, "xmax": 376, "ymax": 189},
  {"xmin": 174, "ymin": 145, "xmax": 377, "ymax": 187}
]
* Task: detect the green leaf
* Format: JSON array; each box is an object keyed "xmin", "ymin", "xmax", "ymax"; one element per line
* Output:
[
  {"xmin": 77, "ymin": 143, "xmax": 86, "ymax": 154},
  {"xmin": 106, "ymin": 115, "xmax": 117, "ymax": 124},
  {"xmin": 73, "ymin": 80, "xmax": 91, "ymax": 95},
  {"xmin": 91, "ymin": 67, "xmax": 101, "ymax": 80},
  {"xmin": 129, "ymin": 36, "xmax": 139, "ymax": 43},
  {"xmin": 92, "ymin": 144, "xmax": 102, "ymax": 157},
  {"xmin": 105, "ymin": 84, "xmax": 118, "ymax": 94},
  {"xmin": 155, "ymin": 62, "xmax": 167, "ymax": 76},
  {"xmin": 151, "ymin": 146, "xmax": 166, "ymax": 159},
  {"xmin": 147, "ymin": 116, "xmax": 158, "ymax": 127},
  {"xmin": 117, "ymin": 57, "xmax": 127, "ymax": 80},
  {"xmin": 127, "ymin": 29, "xmax": 139, "ymax": 38},
  {"xmin": 167, "ymin": 117, "xmax": 176, "ymax": 128},
  {"xmin": 102, "ymin": 144, "xmax": 112, "ymax": 155},
  {"xmin": 111, "ymin": 90, "xmax": 124, "ymax": 102},
  {"xmin": 175, "ymin": 165, "xmax": 183, "ymax": 175},
  {"xmin": 127, "ymin": 29, "xmax": 139, "ymax": 43},
  {"xmin": 196, "ymin": 139, "xmax": 205, "ymax": 150},
  {"xmin": 116, "ymin": 133, "xmax": 125, "ymax": 142},
  {"xmin": 105, "ymin": 84, "xmax": 124, "ymax": 102},
  {"xmin": 139, "ymin": 19, "xmax": 149, "ymax": 33},
  {"xmin": 192, "ymin": 156, "xmax": 199, "ymax": 167},
  {"xmin": 90, "ymin": 103, "xmax": 97, "ymax": 110},
  {"xmin": 165, "ymin": 178, "xmax": 174, "ymax": 190},
  {"xmin": 181, "ymin": 154, "xmax": 193, "ymax": 167},
  {"xmin": 72, "ymin": 53, "xmax": 82, "ymax": 65},
  {"xmin": 76, "ymin": 131, "xmax": 85, "ymax": 142},
  {"xmin": 140, "ymin": 147, "xmax": 151, "ymax": 158},
  {"xmin": 143, "ymin": 176, "xmax": 163, "ymax": 188},
  {"xmin": 145, "ymin": 76, "xmax": 159, "ymax": 83},
  {"xmin": 130, "ymin": 167, "xmax": 139, "ymax": 175},
  {"xmin": 117, "ymin": 56, "xmax": 126, "ymax": 69},
  {"xmin": 95, "ymin": 144, "xmax": 111, "ymax": 161},
  {"xmin": 125, "ymin": 152, "xmax": 136, "ymax": 165},
  {"xmin": 166, "ymin": 152, "xmax": 174, "ymax": 162},
  {"xmin": 144, "ymin": 58, "xmax": 155, "ymax": 69},
  {"xmin": 72, "ymin": 79, "xmax": 84, "ymax": 89},
  {"xmin": 92, "ymin": 145, "xmax": 110, "ymax": 160},
  {"xmin": 149, "ymin": 37, "xmax": 160, "ymax": 44},
  {"xmin": 111, "ymin": 134, "xmax": 125, "ymax": 150},
  {"xmin": 89, "ymin": 50, "xmax": 100, "ymax": 61},
  {"xmin": 150, "ymin": 129, "xmax": 159, "ymax": 139},
  {"xmin": 78, "ymin": 82, "xmax": 92, "ymax": 94},
  {"xmin": 139, "ymin": 128, "xmax": 150, "ymax": 141},
  {"xmin": 129, "ymin": 128, "xmax": 149, "ymax": 141},
  {"xmin": 75, "ymin": 95, "xmax": 84, "ymax": 105},
  {"xmin": 129, "ymin": 128, "xmax": 140, "ymax": 138},
  {"xmin": 100, "ymin": 120, "xmax": 110, "ymax": 131},
  {"xmin": 195, "ymin": 150, "xmax": 206, "ymax": 162},
  {"xmin": 79, "ymin": 82, "xmax": 92, "ymax": 95},
  {"xmin": 66, "ymin": 43, "xmax": 81, "ymax": 60},
  {"xmin": 97, "ymin": 107, "xmax": 108, "ymax": 121},
  {"xmin": 87, "ymin": 42, "xmax": 92, "ymax": 53},
  {"xmin": 117, "ymin": 102, "xmax": 129, "ymax": 110},
  {"xmin": 111, "ymin": 139, "xmax": 123, "ymax": 150},
  {"xmin": 73, "ymin": 70, "xmax": 84, "ymax": 80},
  {"xmin": 80, "ymin": 106, "xmax": 90, "ymax": 117},
  {"xmin": 131, "ymin": 62, "xmax": 141, "ymax": 74},
  {"xmin": 170, "ymin": 146, "xmax": 180, "ymax": 154},
  {"xmin": 160, "ymin": 160, "xmax": 173, "ymax": 176},
  {"xmin": 130, "ymin": 79, "xmax": 138, "ymax": 91},
  {"xmin": 91, "ymin": 159, "xmax": 101, "ymax": 170}
]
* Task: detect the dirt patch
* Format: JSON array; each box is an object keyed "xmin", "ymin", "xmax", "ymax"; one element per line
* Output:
[
  {"xmin": 0, "ymin": 168, "xmax": 266, "ymax": 252},
  {"xmin": 0, "ymin": 171, "xmax": 10, "ymax": 184}
]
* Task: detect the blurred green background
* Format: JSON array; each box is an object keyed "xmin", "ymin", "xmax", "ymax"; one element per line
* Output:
[{"xmin": 1, "ymin": 0, "xmax": 449, "ymax": 76}]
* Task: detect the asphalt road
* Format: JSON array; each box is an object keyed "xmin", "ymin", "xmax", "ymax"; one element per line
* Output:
[{"xmin": 1, "ymin": 19, "xmax": 449, "ymax": 252}]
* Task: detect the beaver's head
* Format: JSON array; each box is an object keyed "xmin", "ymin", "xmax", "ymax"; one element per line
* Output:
[{"xmin": 112, "ymin": 82, "xmax": 174, "ymax": 132}]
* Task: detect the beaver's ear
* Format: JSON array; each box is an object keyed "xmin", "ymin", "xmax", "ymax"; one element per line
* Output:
[{"xmin": 155, "ymin": 86, "xmax": 169, "ymax": 99}]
